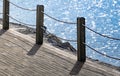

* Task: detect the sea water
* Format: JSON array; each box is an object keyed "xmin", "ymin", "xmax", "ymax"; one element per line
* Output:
[{"xmin": 0, "ymin": 0, "xmax": 120, "ymax": 66}]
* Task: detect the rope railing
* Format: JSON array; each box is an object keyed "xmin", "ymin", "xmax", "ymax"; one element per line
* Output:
[
  {"xmin": 2, "ymin": 12, "xmax": 77, "ymax": 42},
  {"xmin": 1, "ymin": 1, "xmax": 119, "ymax": 41},
  {"xmin": 83, "ymin": 42, "xmax": 120, "ymax": 60},
  {"xmin": 44, "ymin": 29, "xmax": 77, "ymax": 42},
  {"xmin": 0, "ymin": 8, "xmax": 77, "ymax": 42},
  {"xmin": 41, "ymin": 20, "xmax": 120, "ymax": 61},
  {"xmin": 8, "ymin": 15, "xmax": 35, "ymax": 26},
  {"xmin": 5, "ymin": 0, "xmax": 77, "ymax": 25},
  {"xmin": 2, "ymin": 0, "xmax": 120, "ymax": 40},
  {"xmin": 6, "ymin": 0, "xmax": 36, "ymax": 11},
  {"xmin": 83, "ymin": 24, "xmax": 120, "ymax": 41},
  {"xmin": 41, "ymin": 11, "xmax": 77, "ymax": 24}
]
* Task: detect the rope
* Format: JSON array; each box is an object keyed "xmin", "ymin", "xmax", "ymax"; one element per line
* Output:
[
  {"xmin": 83, "ymin": 24, "xmax": 120, "ymax": 41},
  {"xmin": 41, "ymin": 11, "xmax": 77, "ymax": 24},
  {"xmin": 1, "ymin": 14, "xmax": 77, "ymax": 43},
  {"xmin": 47, "ymin": 30, "xmax": 77, "ymax": 42},
  {"xmin": 43, "ymin": 28, "xmax": 77, "ymax": 42},
  {"xmin": 83, "ymin": 42, "xmax": 120, "ymax": 60},
  {"xmin": 7, "ymin": 0, "xmax": 36, "ymax": 11},
  {"xmin": 1, "ymin": 0, "xmax": 76, "ymax": 24},
  {"xmin": 8, "ymin": 15, "xmax": 35, "ymax": 26}
]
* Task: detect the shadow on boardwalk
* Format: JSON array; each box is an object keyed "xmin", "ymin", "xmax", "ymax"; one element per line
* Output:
[
  {"xmin": 70, "ymin": 61, "xmax": 84, "ymax": 75},
  {"xmin": 0, "ymin": 29, "xmax": 7, "ymax": 36},
  {"xmin": 27, "ymin": 44, "xmax": 41, "ymax": 56}
]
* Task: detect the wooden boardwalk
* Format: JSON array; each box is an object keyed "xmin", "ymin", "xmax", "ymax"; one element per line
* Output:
[{"xmin": 0, "ymin": 25, "xmax": 119, "ymax": 76}]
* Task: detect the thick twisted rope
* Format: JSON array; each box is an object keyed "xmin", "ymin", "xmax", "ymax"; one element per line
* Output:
[
  {"xmin": 41, "ymin": 11, "xmax": 76, "ymax": 24},
  {"xmin": 7, "ymin": 0, "xmax": 36, "ymax": 11},
  {"xmin": 1, "ymin": 0, "xmax": 77, "ymax": 24},
  {"xmin": 8, "ymin": 15, "xmax": 77, "ymax": 42},
  {"xmin": 83, "ymin": 24, "xmax": 120, "ymax": 41},
  {"xmin": 83, "ymin": 42, "xmax": 120, "ymax": 60},
  {"xmin": 43, "ymin": 28, "xmax": 77, "ymax": 42},
  {"xmin": 8, "ymin": 15, "xmax": 35, "ymax": 26},
  {"xmin": 46, "ymin": 30, "xmax": 77, "ymax": 42}
]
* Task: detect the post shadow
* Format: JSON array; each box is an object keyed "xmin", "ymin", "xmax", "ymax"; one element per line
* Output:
[
  {"xmin": 70, "ymin": 61, "xmax": 84, "ymax": 75},
  {"xmin": 0, "ymin": 29, "xmax": 7, "ymax": 36},
  {"xmin": 27, "ymin": 44, "xmax": 41, "ymax": 56}
]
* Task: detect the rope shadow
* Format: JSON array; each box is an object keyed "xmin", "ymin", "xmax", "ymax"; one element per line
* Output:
[
  {"xmin": 0, "ymin": 29, "xmax": 7, "ymax": 36},
  {"xmin": 27, "ymin": 44, "xmax": 41, "ymax": 56},
  {"xmin": 70, "ymin": 61, "xmax": 84, "ymax": 75}
]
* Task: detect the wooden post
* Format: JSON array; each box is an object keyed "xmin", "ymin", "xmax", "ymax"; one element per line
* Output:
[
  {"xmin": 77, "ymin": 17, "xmax": 86, "ymax": 62},
  {"xmin": 3, "ymin": 0, "xmax": 9, "ymax": 30},
  {"xmin": 36, "ymin": 5, "xmax": 44, "ymax": 45}
]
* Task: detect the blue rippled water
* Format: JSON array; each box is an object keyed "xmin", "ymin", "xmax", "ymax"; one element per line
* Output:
[{"xmin": 0, "ymin": 0, "xmax": 120, "ymax": 66}]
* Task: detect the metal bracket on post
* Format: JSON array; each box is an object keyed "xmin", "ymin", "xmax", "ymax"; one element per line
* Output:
[
  {"xmin": 77, "ymin": 17, "xmax": 86, "ymax": 62},
  {"xmin": 3, "ymin": 0, "xmax": 9, "ymax": 30},
  {"xmin": 36, "ymin": 5, "xmax": 44, "ymax": 45}
]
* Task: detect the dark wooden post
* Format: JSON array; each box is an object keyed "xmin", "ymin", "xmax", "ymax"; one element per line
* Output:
[
  {"xmin": 77, "ymin": 17, "xmax": 86, "ymax": 62},
  {"xmin": 3, "ymin": 0, "xmax": 9, "ymax": 30},
  {"xmin": 36, "ymin": 5, "xmax": 44, "ymax": 45}
]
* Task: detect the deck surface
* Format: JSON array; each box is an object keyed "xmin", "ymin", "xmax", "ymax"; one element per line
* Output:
[{"xmin": 0, "ymin": 25, "xmax": 120, "ymax": 76}]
